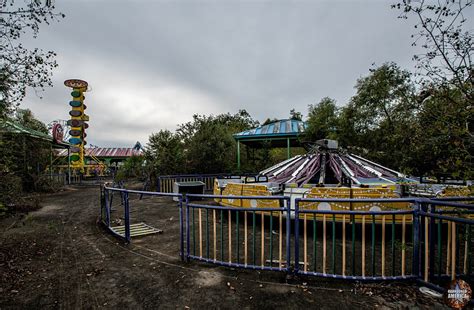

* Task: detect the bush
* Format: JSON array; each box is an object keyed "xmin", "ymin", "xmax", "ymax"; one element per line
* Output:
[{"xmin": 0, "ymin": 173, "xmax": 22, "ymax": 207}]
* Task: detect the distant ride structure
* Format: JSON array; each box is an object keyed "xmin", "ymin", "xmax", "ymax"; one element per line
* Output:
[{"xmin": 65, "ymin": 79, "xmax": 90, "ymax": 173}]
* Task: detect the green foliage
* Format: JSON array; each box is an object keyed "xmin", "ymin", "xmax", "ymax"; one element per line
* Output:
[
  {"xmin": 115, "ymin": 156, "xmax": 146, "ymax": 181},
  {"xmin": 14, "ymin": 109, "xmax": 48, "ymax": 133},
  {"xmin": 289, "ymin": 109, "xmax": 303, "ymax": 121},
  {"xmin": 340, "ymin": 63, "xmax": 418, "ymax": 169},
  {"xmin": 0, "ymin": 173, "xmax": 22, "ymax": 207},
  {"xmin": 1, "ymin": 0, "xmax": 64, "ymax": 107},
  {"xmin": 305, "ymin": 97, "xmax": 339, "ymax": 142},
  {"xmin": 183, "ymin": 119, "xmax": 235, "ymax": 173},
  {"xmin": 406, "ymin": 88, "xmax": 473, "ymax": 179},
  {"xmin": 145, "ymin": 130, "xmax": 185, "ymax": 179},
  {"xmin": 144, "ymin": 110, "xmax": 269, "ymax": 176},
  {"xmin": 391, "ymin": 0, "xmax": 473, "ymax": 180},
  {"xmin": 0, "ymin": 109, "xmax": 54, "ymax": 207},
  {"xmin": 176, "ymin": 110, "xmax": 259, "ymax": 173},
  {"xmin": 303, "ymin": 61, "xmax": 472, "ymax": 180},
  {"xmin": 392, "ymin": 0, "xmax": 473, "ymax": 102}
]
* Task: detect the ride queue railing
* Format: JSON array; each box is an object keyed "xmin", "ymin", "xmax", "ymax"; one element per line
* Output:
[
  {"xmin": 100, "ymin": 186, "xmax": 474, "ymax": 295},
  {"xmin": 294, "ymin": 198, "xmax": 420, "ymax": 281},
  {"xmin": 185, "ymin": 194, "xmax": 291, "ymax": 272},
  {"xmin": 417, "ymin": 200, "xmax": 474, "ymax": 290}
]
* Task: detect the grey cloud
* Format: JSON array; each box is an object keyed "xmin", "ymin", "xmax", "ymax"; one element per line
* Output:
[{"xmin": 22, "ymin": 0, "xmax": 420, "ymax": 147}]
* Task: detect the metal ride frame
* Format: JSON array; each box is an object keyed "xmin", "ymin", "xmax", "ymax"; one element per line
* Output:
[{"xmin": 100, "ymin": 184, "xmax": 473, "ymax": 296}]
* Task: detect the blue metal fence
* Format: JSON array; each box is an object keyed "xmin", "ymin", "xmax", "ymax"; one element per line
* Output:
[
  {"xmin": 100, "ymin": 184, "xmax": 474, "ymax": 296},
  {"xmin": 294, "ymin": 197, "xmax": 420, "ymax": 281},
  {"xmin": 417, "ymin": 200, "xmax": 474, "ymax": 290},
  {"xmin": 185, "ymin": 194, "xmax": 292, "ymax": 272},
  {"xmin": 101, "ymin": 184, "xmax": 185, "ymax": 259}
]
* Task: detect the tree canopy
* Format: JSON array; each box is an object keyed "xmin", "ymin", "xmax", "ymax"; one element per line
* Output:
[{"xmin": 0, "ymin": 0, "xmax": 64, "ymax": 114}]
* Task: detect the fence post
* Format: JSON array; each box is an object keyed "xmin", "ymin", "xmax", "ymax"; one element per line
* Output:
[
  {"xmin": 179, "ymin": 194, "xmax": 184, "ymax": 261},
  {"xmin": 99, "ymin": 185, "xmax": 104, "ymax": 222},
  {"xmin": 123, "ymin": 191, "xmax": 131, "ymax": 243},
  {"xmin": 156, "ymin": 177, "xmax": 161, "ymax": 192},
  {"xmin": 105, "ymin": 187, "xmax": 110, "ymax": 227},
  {"xmin": 185, "ymin": 196, "xmax": 190, "ymax": 262},
  {"xmin": 293, "ymin": 198, "xmax": 300, "ymax": 274},
  {"xmin": 428, "ymin": 202, "xmax": 436, "ymax": 283},
  {"xmin": 288, "ymin": 197, "xmax": 294, "ymax": 273},
  {"xmin": 412, "ymin": 200, "xmax": 421, "ymax": 279}
]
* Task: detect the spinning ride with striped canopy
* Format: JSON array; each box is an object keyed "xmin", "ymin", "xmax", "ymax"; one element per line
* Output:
[{"xmin": 213, "ymin": 140, "xmax": 470, "ymax": 221}]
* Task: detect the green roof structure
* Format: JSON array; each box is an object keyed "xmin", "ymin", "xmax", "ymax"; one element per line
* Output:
[
  {"xmin": 0, "ymin": 120, "xmax": 70, "ymax": 148},
  {"xmin": 233, "ymin": 119, "xmax": 307, "ymax": 170}
]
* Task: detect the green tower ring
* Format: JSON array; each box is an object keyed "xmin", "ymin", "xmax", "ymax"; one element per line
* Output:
[
  {"xmin": 71, "ymin": 91, "xmax": 81, "ymax": 97},
  {"xmin": 69, "ymin": 101, "xmax": 82, "ymax": 107}
]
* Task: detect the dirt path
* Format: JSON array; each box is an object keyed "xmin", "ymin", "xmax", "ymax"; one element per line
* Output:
[{"xmin": 0, "ymin": 185, "xmax": 448, "ymax": 309}]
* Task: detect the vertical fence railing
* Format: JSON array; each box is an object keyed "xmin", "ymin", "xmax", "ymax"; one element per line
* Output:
[
  {"xmin": 157, "ymin": 174, "xmax": 224, "ymax": 193},
  {"xmin": 99, "ymin": 184, "xmax": 473, "ymax": 293},
  {"xmin": 156, "ymin": 174, "xmax": 257, "ymax": 193},
  {"xmin": 417, "ymin": 200, "xmax": 474, "ymax": 290},
  {"xmin": 294, "ymin": 198, "xmax": 419, "ymax": 280},
  {"xmin": 185, "ymin": 194, "xmax": 291, "ymax": 272}
]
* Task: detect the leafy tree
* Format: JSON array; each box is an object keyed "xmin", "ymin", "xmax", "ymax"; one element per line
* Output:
[
  {"xmin": 392, "ymin": 0, "xmax": 473, "ymax": 179},
  {"xmin": 289, "ymin": 108, "xmax": 303, "ymax": 121},
  {"xmin": 177, "ymin": 110, "xmax": 258, "ymax": 173},
  {"xmin": 115, "ymin": 156, "xmax": 145, "ymax": 181},
  {"xmin": 407, "ymin": 88, "xmax": 473, "ymax": 179},
  {"xmin": 305, "ymin": 97, "xmax": 339, "ymax": 142},
  {"xmin": 1, "ymin": 109, "xmax": 53, "ymax": 210},
  {"xmin": 1, "ymin": 0, "xmax": 64, "ymax": 110},
  {"xmin": 14, "ymin": 108, "xmax": 48, "ymax": 133},
  {"xmin": 145, "ymin": 130, "xmax": 184, "ymax": 178},
  {"xmin": 393, "ymin": 0, "xmax": 473, "ymax": 101},
  {"xmin": 339, "ymin": 63, "xmax": 418, "ymax": 169}
]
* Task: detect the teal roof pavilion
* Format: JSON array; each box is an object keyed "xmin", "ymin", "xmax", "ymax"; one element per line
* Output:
[
  {"xmin": 233, "ymin": 119, "xmax": 307, "ymax": 169},
  {"xmin": 233, "ymin": 119, "xmax": 307, "ymax": 145}
]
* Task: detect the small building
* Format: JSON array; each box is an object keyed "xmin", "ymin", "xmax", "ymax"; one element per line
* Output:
[
  {"xmin": 57, "ymin": 147, "xmax": 143, "ymax": 164},
  {"xmin": 84, "ymin": 147, "xmax": 143, "ymax": 166},
  {"xmin": 55, "ymin": 147, "xmax": 143, "ymax": 175}
]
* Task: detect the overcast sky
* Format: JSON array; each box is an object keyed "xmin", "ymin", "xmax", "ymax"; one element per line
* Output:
[{"xmin": 22, "ymin": 0, "xmax": 420, "ymax": 147}]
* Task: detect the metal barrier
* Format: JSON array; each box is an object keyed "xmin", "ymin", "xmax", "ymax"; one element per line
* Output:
[
  {"xmin": 157, "ymin": 173, "xmax": 256, "ymax": 193},
  {"xmin": 417, "ymin": 200, "xmax": 474, "ymax": 290},
  {"xmin": 157, "ymin": 174, "xmax": 224, "ymax": 193},
  {"xmin": 100, "ymin": 184, "xmax": 185, "ymax": 259},
  {"xmin": 295, "ymin": 198, "xmax": 419, "ymax": 281},
  {"xmin": 99, "ymin": 187, "xmax": 474, "ymax": 296},
  {"xmin": 185, "ymin": 194, "xmax": 291, "ymax": 272}
]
